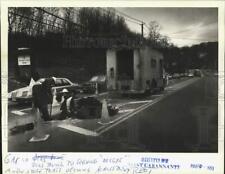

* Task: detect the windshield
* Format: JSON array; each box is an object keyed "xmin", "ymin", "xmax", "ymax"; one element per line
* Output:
[
  {"xmin": 36, "ymin": 78, "xmax": 45, "ymax": 83},
  {"xmin": 90, "ymin": 76, "xmax": 98, "ymax": 82}
]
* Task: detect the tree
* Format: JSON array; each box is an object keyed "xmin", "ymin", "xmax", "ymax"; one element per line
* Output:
[
  {"xmin": 158, "ymin": 35, "xmax": 170, "ymax": 48},
  {"xmin": 147, "ymin": 21, "xmax": 161, "ymax": 44},
  {"xmin": 77, "ymin": 7, "xmax": 131, "ymax": 37},
  {"xmin": 147, "ymin": 21, "xmax": 171, "ymax": 49},
  {"xmin": 62, "ymin": 7, "xmax": 79, "ymax": 34},
  {"xmin": 8, "ymin": 8, "xmax": 17, "ymax": 33},
  {"xmin": 45, "ymin": 8, "xmax": 61, "ymax": 33}
]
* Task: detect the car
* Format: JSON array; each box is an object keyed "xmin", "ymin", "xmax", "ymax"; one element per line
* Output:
[
  {"xmin": 187, "ymin": 73, "xmax": 194, "ymax": 77},
  {"xmin": 8, "ymin": 77, "xmax": 79, "ymax": 103},
  {"xmin": 82, "ymin": 75, "xmax": 106, "ymax": 94},
  {"xmin": 194, "ymin": 69, "xmax": 203, "ymax": 77},
  {"xmin": 167, "ymin": 74, "xmax": 173, "ymax": 80},
  {"xmin": 172, "ymin": 73, "xmax": 181, "ymax": 79}
]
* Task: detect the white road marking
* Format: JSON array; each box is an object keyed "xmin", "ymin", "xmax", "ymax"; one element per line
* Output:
[
  {"xmin": 58, "ymin": 124, "xmax": 99, "ymax": 136},
  {"xmin": 11, "ymin": 107, "xmax": 32, "ymax": 116},
  {"xmin": 90, "ymin": 92, "xmax": 108, "ymax": 97},
  {"xmin": 151, "ymin": 94, "xmax": 163, "ymax": 97},
  {"xmin": 117, "ymin": 100, "xmax": 152, "ymax": 107},
  {"xmin": 97, "ymin": 78, "xmax": 200, "ymax": 135},
  {"xmin": 96, "ymin": 101, "xmax": 152, "ymax": 133},
  {"xmin": 11, "ymin": 110, "xmax": 26, "ymax": 116},
  {"xmin": 71, "ymin": 119, "xmax": 82, "ymax": 124},
  {"xmin": 118, "ymin": 109, "xmax": 135, "ymax": 113},
  {"xmin": 127, "ymin": 100, "xmax": 152, "ymax": 104},
  {"xmin": 20, "ymin": 108, "xmax": 32, "ymax": 112}
]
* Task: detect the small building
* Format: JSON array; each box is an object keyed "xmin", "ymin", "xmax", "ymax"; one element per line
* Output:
[{"xmin": 106, "ymin": 45, "xmax": 165, "ymax": 93}]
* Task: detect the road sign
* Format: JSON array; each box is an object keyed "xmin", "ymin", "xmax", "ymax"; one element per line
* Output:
[{"xmin": 18, "ymin": 55, "xmax": 31, "ymax": 66}]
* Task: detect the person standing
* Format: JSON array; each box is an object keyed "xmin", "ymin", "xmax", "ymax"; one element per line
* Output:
[
  {"xmin": 59, "ymin": 88, "xmax": 71, "ymax": 120},
  {"xmin": 32, "ymin": 77, "xmax": 55, "ymax": 121}
]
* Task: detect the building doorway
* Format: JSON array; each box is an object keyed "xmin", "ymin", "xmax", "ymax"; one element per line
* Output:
[{"xmin": 116, "ymin": 49, "xmax": 134, "ymax": 80}]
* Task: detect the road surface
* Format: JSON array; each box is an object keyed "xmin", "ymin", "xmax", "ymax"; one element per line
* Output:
[{"xmin": 7, "ymin": 74, "xmax": 218, "ymax": 152}]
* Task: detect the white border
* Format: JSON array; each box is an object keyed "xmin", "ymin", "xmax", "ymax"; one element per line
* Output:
[{"xmin": 1, "ymin": 1, "xmax": 224, "ymax": 174}]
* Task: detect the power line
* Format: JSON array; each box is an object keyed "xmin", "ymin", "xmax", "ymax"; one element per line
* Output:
[
  {"xmin": 143, "ymin": 25, "xmax": 216, "ymax": 42},
  {"xmin": 35, "ymin": 7, "xmax": 84, "ymax": 29},
  {"xmin": 169, "ymin": 37, "xmax": 216, "ymax": 42},
  {"xmin": 144, "ymin": 24, "xmax": 150, "ymax": 31},
  {"xmin": 169, "ymin": 28, "xmax": 194, "ymax": 35},
  {"xmin": 114, "ymin": 9, "xmax": 143, "ymax": 24},
  {"xmin": 99, "ymin": 7, "xmax": 145, "ymax": 37},
  {"xmin": 124, "ymin": 17, "xmax": 142, "ymax": 25},
  {"xmin": 9, "ymin": 11, "xmax": 64, "ymax": 31},
  {"xmin": 168, "ymin": 22, "xmax": 218, "ymax": 35},
  {"xmin": 144, "ymin": 24, "xmax": 216, "ymax": 42},
  {"xmin": 100, "ymin": 7, "xmax": 143, "ymax": 25}
]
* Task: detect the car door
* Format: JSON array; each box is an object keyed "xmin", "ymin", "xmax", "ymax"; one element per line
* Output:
[
  {"xmin": 61, "ymin": 78, "xmax": 75, "ymax": 92},
  {"xmin": 54, "ymin": 78, "xmax": 74, "ymax": 93}
]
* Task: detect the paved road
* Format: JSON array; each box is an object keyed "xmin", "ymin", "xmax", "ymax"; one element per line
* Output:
[{"xmin": 7, "ymin": 75, "xmax": 218, "ymax": 152}]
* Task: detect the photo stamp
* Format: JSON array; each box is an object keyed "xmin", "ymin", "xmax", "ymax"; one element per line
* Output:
[{"xmin": 1, "ymin": 0, "xmax": 224, "ymax": 174}]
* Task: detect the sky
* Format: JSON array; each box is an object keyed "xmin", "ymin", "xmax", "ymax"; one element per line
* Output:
[{"xmin": 117, "ymin": 8, "xmax": 218, "ymax": 47}]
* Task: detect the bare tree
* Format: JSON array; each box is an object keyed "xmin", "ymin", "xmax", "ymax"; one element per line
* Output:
[
  {"xmin": 33, "ymin": 8, "xmax": 45, "ymax": 35},
  {"xmin": 148, "ymin": 21, "xmax": 161, "ymax": 43},
  {"xmin": 62, "ymin": 7, "xmax": 78, "ymax": 34},
  {"xmin": 147, "ymin": 20, "xmax": 172, "ymax": 48},
  {"xmin": 44, "ymin": 8, "xmax": 61, "ymax": 33},
  {"xmin": 158, "ymin": 35, "xmax": 171, "ymax": 48},
  {"xmin": 8, "ymin": 8, "xmax": 17, "ymax": 33}
]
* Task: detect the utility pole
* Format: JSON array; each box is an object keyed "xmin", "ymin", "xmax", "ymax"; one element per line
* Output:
[{"xmin": 141, "ymin": 22, "xmax": 144, "ymax": 38}]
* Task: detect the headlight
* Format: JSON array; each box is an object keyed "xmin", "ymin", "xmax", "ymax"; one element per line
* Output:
[
  {"xmin": 22, "ymin": 91, "xmax": 28, "ymax": 97},
  {"xmin": 11, "ymin": 91, "xmax": 18, "ymax": 98},
  {"xmin": 8, "ymin": 92, "xmax": 12, "ymax": 99}
]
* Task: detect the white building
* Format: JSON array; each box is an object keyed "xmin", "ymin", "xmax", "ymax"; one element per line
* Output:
[{"xmin": 106, "ymin": 45, "xmax": 165, "ymax": 94}]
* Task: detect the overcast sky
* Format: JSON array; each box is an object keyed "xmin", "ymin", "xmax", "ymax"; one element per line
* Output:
[{"xmin": 117, "ymin": 8, "xmax": 218, "ymax": 47}]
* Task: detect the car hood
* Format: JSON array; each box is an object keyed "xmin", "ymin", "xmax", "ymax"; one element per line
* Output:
[
  {"xmin": 8, "ymin": 86, "xmax": 31, "ymax": 98},
  {"xmin": 13, "ymin": 86, "xmax": 31, "ymax": 92}
]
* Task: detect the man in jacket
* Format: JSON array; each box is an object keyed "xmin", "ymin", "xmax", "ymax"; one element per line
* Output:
[{"xmin": 32, "ymin": 77, "xmax": 55, "ymax": 121}]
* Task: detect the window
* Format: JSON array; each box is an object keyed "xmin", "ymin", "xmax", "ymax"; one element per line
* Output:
[
  {"xmin": 151, "ymin": 58, "xmax": 157, "ymax": 68},
  {"xmin": 55, "ymin": 79, "xmax": 63, "ymax": 86},
  {"xmin": 62, "ymin": 79, "xmax": 70, "ymax": 86},
  {"xmin": 90, "ymin": 76, "xmax": 98, "ymax": 82}
]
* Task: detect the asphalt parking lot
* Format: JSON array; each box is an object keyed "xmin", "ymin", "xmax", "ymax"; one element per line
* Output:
[{"xmin": 7, "ymin": 75, "xmax": 218, "ymax": 153}]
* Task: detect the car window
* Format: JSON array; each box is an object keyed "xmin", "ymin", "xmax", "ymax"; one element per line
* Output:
[
  {"xmin": 62, "ymin": 79, "xmax": 71, "ymax": 86},
  {"xmin": 99, "ymin": 76, "xmax": 106, "ymax": 82},
  {"xmin": 55, "ymin": 79, "xmax": 63, "ymax": 86},
  {"xmin": 90, "ymin": 76, "xmax": 98, "ymax": 82},
  {"xmin": 36, "ymin": 78, "xmax": 45, "ymax": 83}
]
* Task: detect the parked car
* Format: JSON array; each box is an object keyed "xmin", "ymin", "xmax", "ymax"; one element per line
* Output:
[
  {"xmin": 172, "ymin": 73, "xmax": 181, "ymax": 79},
  {"xmin": 194, "ymin": 69, "xmax": 203, "ymax": 77},
  {"xmin": 8, "ymin": 77, "xmax": 79, "ymax": 103},
  {"xmin": 82, "ymin": 75, "xmax": 106, "ymax": 94},
  {"xmin": 167, "ymin": 74, "xmax": 173, "ymax": 80},
  {"xmin": 187, "ymin": 73, "xmax": 194, "ymax": 77}
]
